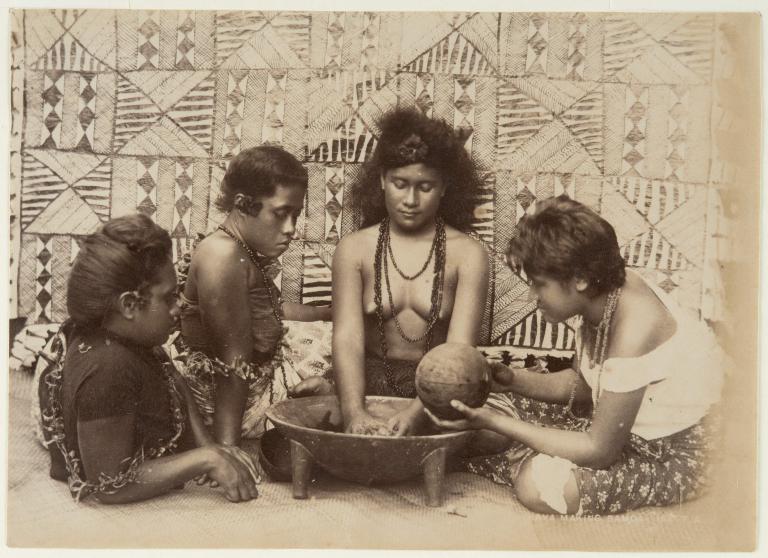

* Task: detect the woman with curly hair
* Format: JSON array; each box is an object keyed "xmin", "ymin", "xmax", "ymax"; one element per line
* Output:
[
  {"xmin": 330, "ymin": 107, "xmax": 490, "ymax": 436},
  {"xmin": 428, "ymin": 196, "xmax": 723, "ymax": 516}
]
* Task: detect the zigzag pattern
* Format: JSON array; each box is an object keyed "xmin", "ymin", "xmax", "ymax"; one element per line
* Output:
[{"xmin": 11, "ymin": 10, "xmax": 725, "ymax": 349}]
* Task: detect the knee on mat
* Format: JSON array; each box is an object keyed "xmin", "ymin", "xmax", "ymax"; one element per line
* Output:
[{"xmin": 513, "ymin": 454, "xmax": 580, "ymax": 515}]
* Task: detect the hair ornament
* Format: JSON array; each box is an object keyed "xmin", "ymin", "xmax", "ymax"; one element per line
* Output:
[
  {"xmin": 396, "ymin": 133, "xmax": 429, "ymax": 164},
  {"xmin": 233, "ymin": 193, "xmax": 261, "ymax": 215}
]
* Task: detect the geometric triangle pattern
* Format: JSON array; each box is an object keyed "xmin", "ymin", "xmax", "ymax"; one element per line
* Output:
[
  {"xmin": 113, "ymin": 75, "xmax": 164, "ymax": 151},
  {"xmin": 658, "ymin": 15, "xmax": 714, "ymax": 80},
  {"xmin": 30, "ymin": 32, "xmax": 113, "ymax": 72},
  {"xmin": 20, "ymin": 152, "xmax": 69, "ymax": 229},
  {"xmin": 118, "ymin": 115, "xmax": 209, "ymax": 158},
  {"xmin": 324, "ymin": 166, "xmax": 344, "ymax": 243},
  {"xmin": 26, "ymin": 188, "xmax": 102, "ymax": 236},
  {"xmin": 402, "ymin": 30, "xmax": 496, "ymax": 75},
  {"xmin": 11, "ymin": 9, "xmax": 729, "ymax": 349},
  {"xmin": 72, "ymin": 158, "xmax": 112, "ymax": 221},
  {"xmin": 215, "ymin": 11, "xmax": 270, "ymax": 67},
  {"xmin": 493, "ymin": 308, "xmax": 576, "ymax": 350},
  {"xmin": 122, "ymin": 70, "xmax": 214, "ymax": 112},
  {"xmin": 301, "ymin": 243, "xmax": 333, "ymax": 307},
  {"xmin": 167, "ymin": 72, "xmax": 216, "ymax": 152},
  {"xmin": 35, "ymin": 235, "xmax": 54, "ymax": 324}
]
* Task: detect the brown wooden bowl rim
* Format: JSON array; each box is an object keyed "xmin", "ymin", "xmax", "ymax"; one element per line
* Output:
[{"xmin": 265, "ymin": 395, "xmax": 471, "ymax": 441}]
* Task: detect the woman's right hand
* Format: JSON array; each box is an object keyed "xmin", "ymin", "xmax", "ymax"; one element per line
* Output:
[
  {"xmin": 345, "ymin": 410, "xmax": 393, "ymax": 436},
  {"xmin": 205, "ymin": 445, "xmax": 260, "ymax": 502}
]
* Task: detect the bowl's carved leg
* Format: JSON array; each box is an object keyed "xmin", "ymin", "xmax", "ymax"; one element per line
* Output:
[
  {"xmin": 290, "ymin": 440, "xmax": 314, "ymax": 499},
  {"xmin": 421, "ymin": 446, "xmax": 448, "ymax": 507}
]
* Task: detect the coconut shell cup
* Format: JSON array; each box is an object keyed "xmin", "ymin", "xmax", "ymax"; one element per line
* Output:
[
  {"xmin": 415, "ymin": 378, "xmax": 491, "ymax": 420},
  {"xmin": 415, "ymin": 342, "xmax": 491, "ymax": 420}
]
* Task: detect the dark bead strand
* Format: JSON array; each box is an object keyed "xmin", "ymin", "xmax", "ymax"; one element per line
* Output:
[
  {"xmin": 386, "ymin": 222, "xmax": 438, "ymax": 280},
  {"xmin": 217, "ymin": 225, "xmax": 287, "ymax": 404},
  {"xmin": 373, "ymin": 218, "xmax": 446, "ymax": 397}
]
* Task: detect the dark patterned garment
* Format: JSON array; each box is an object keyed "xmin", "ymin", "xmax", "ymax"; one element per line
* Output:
[
  {"xmin": 37, "ymin": 324, "xmax": 187, "ymax": 501},
  {"xmin": 363, "ymin": 353, "xmax": 419, "ymax": 398},
  {"xmin": 462, "ymin": 392, "xmax": 718, "ymax": 516}
]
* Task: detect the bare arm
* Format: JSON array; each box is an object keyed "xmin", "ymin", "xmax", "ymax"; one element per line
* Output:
[
  {"xmin": 282, "ymin": 302, "xmax": 332, "ymax": 322},
  {"xmin": 331, "ymin": 235, "xmax": 368, "ymax": 425},
  {"xmin": 195, "ymin": 243, "xmax": 255, "ymax": 446},
  {"xmin": 486, "ymin": 387, "xmax": 645, "ymax": 468},
  {"xmin": 432, "ymin": 387, "xmax": 645, "ymax": 469},
  {"xmin": 170, "ymin": 369, "xmax": 215, "ymax": 447},
  {"xmin": 493, "ymin": 362, "xmax": 593, "ymax": 405},
  {"xmin": 77, "ymin": 415, "xmax": 258, "ymax": 504},
  {"xmin": 445, "ymin": 237, "xmax": 490, "ymax": 345}
]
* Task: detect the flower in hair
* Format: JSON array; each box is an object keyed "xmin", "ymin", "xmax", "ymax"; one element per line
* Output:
[
  {"xmin": 233, "ymin": 193, "xmax": 262, "ymax": 215},
  {"xmin": 396, "ymin": 133, "xmax": 429, "ymax": 164}
]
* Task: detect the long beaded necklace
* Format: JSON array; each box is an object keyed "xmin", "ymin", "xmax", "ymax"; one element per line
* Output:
[
  {"xmin": 373, "ymin": 217, "xmax": 446, "ymax": 396},
  {"xmin": 217, "ymin": 224, "xmax": 288, "ymax": 402},
  {"xmin": 383, "ymin": 220, "xmax": 445, "ymax": 343},
  {"xmin": 566, "ymin": 287, "xmax": 622, "ymax": 418},
  {"xmin": 386, "ymin": 222, "xmax": 439, "ymax": 280}
]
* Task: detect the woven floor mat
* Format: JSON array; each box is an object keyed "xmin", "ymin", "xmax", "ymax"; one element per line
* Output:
[{"xmin": 7, "ymin": 370, "xmax": 725, "ymax": 550}]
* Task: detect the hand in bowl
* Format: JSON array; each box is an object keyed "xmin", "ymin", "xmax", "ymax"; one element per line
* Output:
[
  {"xmin": 345, "ymin": 410, "xmax": 394, "ymax": 436},
  {"xmin": 385, "ymin": 400, "xmax": 427, "ymax": 437}
]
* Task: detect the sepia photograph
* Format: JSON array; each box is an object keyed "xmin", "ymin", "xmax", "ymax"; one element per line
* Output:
[{"xmin": 2, "ymin": 0, "xmax": 762, "ymax": 553}]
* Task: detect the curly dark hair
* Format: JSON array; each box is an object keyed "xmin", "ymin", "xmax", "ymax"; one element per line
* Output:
[
  {"xmin": 506, "ymin": 195, "xmax": 626, "ymax": 297},
  {"xmin": 215, "ymin": 145, "xmax": 308, "ymax": 214},
  {"xmin": 66, "ymin": 214, "xmax": 173, "ymax": 330},
  {"xmin": 356, "ymin": 107, "xmax": 482, "ymax": 230}
]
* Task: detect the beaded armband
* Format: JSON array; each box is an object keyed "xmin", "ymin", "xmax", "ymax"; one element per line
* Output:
[{"xmin": 185, "ymin": 351, "xmax": 275, "ymax": 384}]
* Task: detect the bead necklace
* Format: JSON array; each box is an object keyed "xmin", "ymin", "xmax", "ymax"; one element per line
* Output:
[
  {"xmin": 566, "ymin": 287, "xmax": 622, "ymax": 418},
  {"xmin": 373, "ymin": 217, "xmax": 446, "ymax": 397},
  {"xmin": 217, "ymin": 225, "xmax": 282, "ymax": 324},
  {"xmin": 384, "ymin": 218, "xmax": 445, "ymax": 343},
  {"xmin": 386, "ymin": 222, "xmax": 439, "ymax": 280},
  {"xmin": 217, "ymin": 225, "xmax": 287, "ymax": 403}
]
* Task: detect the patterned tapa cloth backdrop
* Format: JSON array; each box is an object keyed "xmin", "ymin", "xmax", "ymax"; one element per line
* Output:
[{"xmin": 9, "ymin": 10, "xmax": 732, "ymax": 350}]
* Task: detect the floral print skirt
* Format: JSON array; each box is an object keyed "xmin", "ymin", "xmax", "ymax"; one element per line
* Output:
[{"xmin": 462, "ymin": 392, "xmax": 718, "ymax": 516}]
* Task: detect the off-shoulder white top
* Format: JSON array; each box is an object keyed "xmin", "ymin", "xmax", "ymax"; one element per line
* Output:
[{"xmin": 577, "ymin": 278, "xmax": 723, "ymax": 440}]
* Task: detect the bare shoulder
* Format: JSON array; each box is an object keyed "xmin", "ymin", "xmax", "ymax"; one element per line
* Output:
[
  {"xmin": 191, "ymin": 233, "xmax": 249, "ymax": 283},
  {"xmin": 193, "ymin": 232, "xmax": 242, "ymax": 263},
  {"xmin": 333, "ymin": 226, "xmax": 378, "ymax": 266},
  {"xmin": 610, "ymin": 273, "xmax": 677, "ymax": 359},
  {"xmin": 446, "ymin": 226, "xmax": 489, "ymax": 263},
  {"xmin": 335, "ymin": 225, "xmax": 379, "ymax": 257}
]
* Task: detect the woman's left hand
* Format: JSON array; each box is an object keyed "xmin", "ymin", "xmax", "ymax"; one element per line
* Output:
[
  {"xmin": 288, "ymin": 376, "xmax": 335, "ymax": 398},
  {"xmin": 424, "ymin": 400, "xmax": 493, "ymax": 431},
  {"xmin": 386, "ymin": 402, "xmax": 427, "ymax": 437}
]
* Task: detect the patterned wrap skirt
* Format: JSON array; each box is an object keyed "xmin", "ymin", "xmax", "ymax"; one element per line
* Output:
[
  {"xmin": 463, "ymin": 391, "xmax": 719, "ymax": 516},
  {"xmin": 173, "ymin": 321, "xmax": 333, "ymax": 439}
]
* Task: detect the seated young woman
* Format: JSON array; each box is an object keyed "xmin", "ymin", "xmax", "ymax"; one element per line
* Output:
[
  {"xmin": 427, "ymin": 195, "xmax": 724, "ymax": 516},
  {"xmin": 332, "ymin": 107, "xmax": 490, "ymax": 436},
  {"xmin": 177, "ymin": 146, "xmax": 331, "ymax": 448},
  {"xmin": 37, "ymin": 214, "xmax": 260, "ymax": 504}
]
